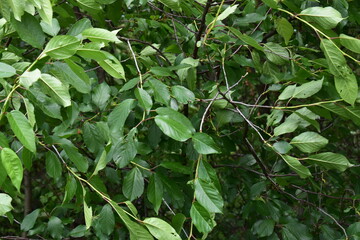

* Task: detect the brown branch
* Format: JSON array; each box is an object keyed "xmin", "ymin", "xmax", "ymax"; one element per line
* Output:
[{"xmin": 193, "ymin": 0, "xmax": 212, "ymax": 59}]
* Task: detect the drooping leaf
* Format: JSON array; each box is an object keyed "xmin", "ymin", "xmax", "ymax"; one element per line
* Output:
[
  {"xmin": 300, "ymin": 6, "xmax": 343, "ymax": 29},
  {"xmin": 92, "ymin": 150, "xmax": 107, "ymax": 177},
  {"xmin": 0, "ymin": 62, "xmax": 16, "ymax": 78},
  {"xmin": 37, "ymin": 0, "xmax": 53, "ymax": 25},
  {"xmin": 1, "ymin": 148, "xmax": 23, "ymax": 192},
  {"xmin": 190, "ymin": 202, "xmax": 215, "ymax": 234},
  {"xmin": 45, "ymin": 151, "xmax": 62, "ymax": 180},
  {"xmin": 135, "ymin": 88, "xmax": 153, "ymax": 113},
  {"xmin": 82, "ymin": 186, "xmax": 92, "ymax": 229},
  {"xmin": 306, "ymin": 152, "xmax": 353, "ymax": 171},
  {"xmin": 281, "ymin": 155, "xmax": 311, "ymax": 178},
  {"xmin": 275, "ymin": 17, "xmax": 293, "ymax": 44},
  {"xmin": 147, "ymin": 174, "xmax": 163, "ymax": 214},
  {"xmin": 11, "ymin": 13, "xmax": 45, "ymax": 49},
  {"xmin": 143, "ymin": 217, "xmax": 181, "ymax": 240},
  {"xmin": 194, "ymin": 178, "xmax": 223, "ymax": 213},
  {"xmin": 39, "ymin": 74, "xmax": 71, "ymax": 107},
  {"xmin": 290, "ymin": 132, "xmax": 328, "ymax": 153},
  {"xmin": 340, "ymin": 34, "xmax": 360, "ymax": 54},
  {"xmin": 21, "ymin": 209, "xmax": 40, "ymax": 231},
  {"xmin": 0, "ymin": 193, "xmax": 13, "ymax": 215},
  {"xmin": 192, "ymin": 132, "xmax": 220, "ymax": 155},
  {"xmin": 7, "ymin": 110, "xmax": 36, "ymax": 153},
  {"xmin": 44, "ymin": 35, "xmax": 81, "ymax": 59},
  {"xmin": 122, "ymin": 168, "xmax": 144, "ymax": 201}
]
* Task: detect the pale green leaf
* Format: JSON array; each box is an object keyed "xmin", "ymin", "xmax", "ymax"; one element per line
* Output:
[
  {"xmin": 1, "ymin": 148, "xmax": 24, "ymax": 192},
  {"xmin": 158, "ymin": 0, "xmax": 181, "ymax": 12},
  {"xmin": 340, "ymin": 34, "xmax": 360, "ymax": 54},
  {"xmin": 281, "ymin": 155, "xmax": 311, "ymax": 178},
  {"xmin": 82, "ymin": 186, "xmax": 92, "ymax": 229},
  {"xmin": 82, "ymin": 28, "xmax": 120, "ymax": 43},
  {"xmin": 306, "ymin": 152, "xmax": 353, "ymax": 171},
  {"xmin": 143, "ymin": 218, "xmax": 181, "ymax": 240},
  {"xmin": 300, "ymin": 6, "xmax": 343, "ymax": 29},
  {"xmin": 40, "ymin": 73, "xmax": 71, "ymax": 107},
  {"xmin": 7, "ymin": 110, "xmax": 36, "ymax": 153},
  {"xmin": 92, "ymin": 150, "xmax": 107, "ymax": 176},
  {"xmin": 293, "ymin": 79, "xmax": 323, "ymax": 99},
  {"xmin": 76, "ymin": 0, "xmax": 102, "ymax": 11},
  {"xmin": 98, "ymin": 58, "xmax": 125, "ymax": 79},
  {"xmin": 291, "ymin": 132, "xmax": 328, "ymax": 153},
  {"xmin": 19, "ymin": 69, "xmax": 41, "ymax": 89},
  {"xmin": 40, "ymin": 18, "xmax": 60, "ymax": 36},
  {"xmin": 37, "ymin": 0, "xmax": 53, "ymax": 25},
  {"xmin": 44, "ymin": 35, "xmax": 81, "ymax": 59},
  {"xmin": 7, "ymin": 0, "xmax": 25, "ymax": 21},
  {"xmin": 0, "ymin": 62, "xmax": 16, "ymax": 78},
  {"xmin": 218, "ymin": 5, "xmax": 238, "ymax": 21},
  {"xmin": 67, "ymin": 18, "xmax": 92, "ymax": 36},
  {"xmin": 0, "ymin": 193, "xmax": 13, "ymax": 215},
  {"xmin": 278, "ymin": 85, "xmax": 296, "ymax": 100}
]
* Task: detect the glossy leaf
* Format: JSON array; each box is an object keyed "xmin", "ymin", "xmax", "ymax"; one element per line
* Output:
[
  {"xmin": 194, "ymin": 179, "xmax": 223, "ymax": 213},
  {"xmin": 291, "ymin": 132, "xmax": 328, "ymax": 153},
  {"xmin": 82, "ymin": 28, "xmax": 120, "ymax": 43},
  {"xmin": 21, "ymin": 209, "xmax": 40, "ymax": 231},
  {"xmin": 158, "ymin": 0, "xmax": 181, "ymax": 12},
  {"xmin": 147, "ymin": 174, "xmax": 163, "ymax": 214},
  {"xmin": 19, "ymin": 69, "xmax": 41, "ymax": 89},
  {"xmin": 44, "ymin": 35, "xmax": 81, "ymax": 59},
  {"xmin": 192, "ymin": 132, "xmax": 220, "ymax": 154},
  {"xmin": 0, "ymin": 62, "xmax": 16, "ymax": 78},
  {"xmin": 281, "ymin": 155, "xmax": 311, "ymax": 178},
  {"xmin": 190, "ymin": 202, "xmax": 215, "ymax": 234},
  {"xmin": 135, "ymin": 88, "xmax": 153, "ymax": 113},
  {"xmin": 7, "ymin": 110, "xmax": 36, "ymax": 153},
  {"xmin": 143, "ymin": 218, "xmax": 181, "ymax": 240},
  {"xmin": 40, "ymin": 74, "xmax": 71, "ymax": 107},
  {"xmin": 1, "ymin": 148, "xmax": 23, "ymax": 192},
  {"xmin": 340, "ymin": 34, "xmax": 360, "ymax": 54},
  {"xmin": 300, "ymin": 7, "xmax": 343, "ymax": 29},
  {"xmin": 0, "ymin": 193, "xmax": 13, "ymax": 216},
  {"xmin": 306, "ymin": 152, "xmax": 353, "ymax": 171},
  {"xmin": 45, "ymin": 151, "xmax": 62, "ymax": 180},
  {"xmin": 122, "ymin": 168, "xmax": 144, "ymax": 201},
  {"xmin": 171, "ymin": 85, "xmax": 195, "ymax": 104}
]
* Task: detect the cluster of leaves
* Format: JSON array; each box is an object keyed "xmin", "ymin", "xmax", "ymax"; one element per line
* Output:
[{"xmin": 0, "ymin": 0, "xmax": 359, "ymax": 239}]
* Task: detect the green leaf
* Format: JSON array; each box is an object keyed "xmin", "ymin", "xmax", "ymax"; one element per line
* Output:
[
  {"xmin": 76, "ymin": 0, "xmax": 102, "ymax": 11},
  {"xmin": 278, "ymin": 85, "xmax": 296, "ymax": 100},
  {"xmin": 108, "ymin": 99, "xmax": 136, "ymax": 136},
  {"xmin": 261, "ymin": 0, "xmax": 278, "ymax": 9},
  {"xmin": 67, "ymin": 18, "xmax": 92, "ymax": 36},
  {"xmin": 143, "ymin": 217, "xmax": 181, "ymax": 240},
  {"xmin": 0, "ymin": 62, "xmax": 16, "ymax": 78},
  {"xmin": 21, "ymin": 209, "xmax": 40, "ymax": 231},
  {"xmin": 95, "ymin": 204, "xmax": 115, "ymax": 236},
  {"xmin": 7, "ymin": 110, "xmax": 36, "ymax": 153},
  {"xmin": 63, "ymin": 175, "xmax": 77, "ymax": 204},
  {"xmin": 50, "ymin": 62, "xmax": 91, "ymax": 94},
  {"xmin": 40, "ymin": 73, "xmax": 71, "ymax": 107},
  {"xmin": 69, "ymin": 225, "xmax": 87, "ymax": 238},
  {"xmin": 135, "ymin": 88, "xmax": 153, "ymax": 113},
  {"xmin": 45, "ymin": 151, "xmax": 62, "ymax": 180},
  {"xmin": 11, "ymin": 13, "xmax": 45, "ymax": 49},
  {"xmin": 252, "ymin": 219, "xmax": 275, "ymax": 238},
  {"xmin": 320, "ymin": 39, "xmax": 358, "ymax": 105},
  {"xmin": 306, "ymin": 152, "xmax": 353, "ymax": 171},
  {"xmin": 98, "ymin": 58, "xmax": 125, "ymax": 79},
  {"xmin": 300, "ymin": 6, "xmax": 343, "ymax": 29},
  {"xmin": 112, "ymin": 137, "xmax": 137, "ymax": 168},
  {"xmin": 321, "ymin": 103, "xmax": 360, "ymax": 126},
  {"xmin": 273, "ymin": 141, "xmax": 292, "ymax": 154},
  {"xmin": 293, "ymin": 79, "xmax": 323, "ymax": 99},
  {"xmin": 192, "ymin": 132, "xmax": 220, "ymax": 155},
  {"xmin": 275, "ymin": 17, "xmax": 293, "ymax": 45},
  {"xmin": 158, "ymin": 0, "xmax": 181, "ymax": 12},
  {"xmin": 1, "ymin": 148, "xmax": 23, "ymax": 192},
  {"xmin": 0, "ymin": 193, "xmax": 13, "ymax": 215},
  {"xmin": 92, "ymin": 150, "xmax": 107, "ymax": 176},
  {"xmin": 218, "ymin": 5, "xmax": 238, "ymax": 21},
  {"xmin": 171, "ymin": 213, "xmax": 186, "ymax": 234},
  {"xmin": 82, "ymin": 187, "xmax": 92, "ymax": 230},
  {"xmin": 122, "ymin": 168, "xmax": 144, "ymax": 201},
  {"xmin": 19, "ymin": 69, "xmax": 41, "ymax": 89},
  {"xmin": 264, "ymin": 42, "xmax": 289, "ymax": 65},
  {"xmin": 37, "ymin": 0, "xmax": 53, "ymax": 25},
  {"xmin": 281, "ymin": 155, "xmax": 311, "ymax": 178},
  {"xmin": 194, "ymin": 178, "xmax": 223, "ymax": 213},
  {"xmin": 148, "ymin": 79, "xmax": 171, "ymax": 106},
  {"xmin": 82, "ymin": 28, "xmax": 120, "ymax": 43},
  {"xmin": 62, "ymin": 142, "xmax": 89, "ymax": 173},
  {"xmin": 40, "ymin": 19, "xmax": 60, "ymax": 36},
  {"xmin": 147, "ymin": 174, "xmax": 163, "ymax": 214},
  {"xmin": 7, "ymin": 0, "xmax": 25, "ymax": 21},
  {"xmin": 228, "ymin": 27, "xmax": 263, "ymax": 51},
  {"xmin": 47, "ymin": 216, "xmax": 64, "ymax": 239},
  {"xmin": 190, "ymin": 202, "xmax": 215, "ymax": 234},
  {"xmin": 92, "ymin": 82, "xmax": 110, "ymax": 110},
  {"xmin": 290, "ymin": 132, "xmax": 328, "ymax": 153},
  {"xmin": 155, "ymin": 107, "xmax": 195, "ymax": 142},
  {"xmin": 340, "ymin": 34, "xmax": 360, "ymax": 54},
  {"xmin": 44, "ymin": 35, "xmax": 81, "ymax": 59},
  {"xmin": 171, "ymin": 85, "xmax": 195, "ymax": 104}
]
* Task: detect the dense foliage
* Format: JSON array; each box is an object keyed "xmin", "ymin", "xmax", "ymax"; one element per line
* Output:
[{"xmin": 0, "ymin": 0, "xmax": 359, "ymax": 239}]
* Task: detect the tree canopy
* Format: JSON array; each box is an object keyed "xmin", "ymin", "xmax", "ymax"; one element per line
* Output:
[{"xmin": 0, "ymin": 0, "xmax": 359, "ymax": 239}]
